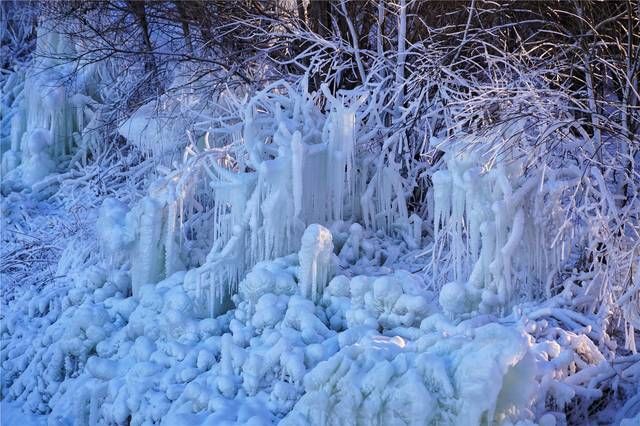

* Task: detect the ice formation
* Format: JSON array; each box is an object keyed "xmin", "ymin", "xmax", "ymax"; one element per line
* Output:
[
  {"xmin": 109, "ymin": 83, "xmax": 416, "ymax": 316},
  {"xmin": 431, "ymin": 148, "xmax": 578, "ymax": 314},
  {"xmin": 2, "ymin": 18, "xmax": 638, "ymax": 425},
  {"xmin": 298, "ymin": 225, "xmax": 334, "ymax": 303},
  {"xmin": 1, "ymin": 23, "xmax": 106, "ymax": 190}
]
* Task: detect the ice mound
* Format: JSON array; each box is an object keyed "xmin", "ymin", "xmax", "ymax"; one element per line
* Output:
[
  {"xmin": 2, "ymin": 225, "xmax": 623, "ymax": 425},
  {"xmin": 321, "ymin": 271, "xmax": 433, "ymax": 332},
  {"xmin": 2, "ymin": 231, "xmax": 437, "ymax": 425},
  {"xmin": 282, "ymin": 322, "xmax": 536, "ymax": 426}
]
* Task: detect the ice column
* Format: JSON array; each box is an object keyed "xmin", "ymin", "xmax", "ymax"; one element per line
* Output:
[
  {"xmin": 131, "ymin": 198, "xmax": 164, "ymax": 296},
  {"xmin": 298, "ymin": 224, "xmax": 334, "ymax": 303}
]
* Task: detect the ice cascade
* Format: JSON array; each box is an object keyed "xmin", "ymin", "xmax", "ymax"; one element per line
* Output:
[
  {"xmin": 1, "ymin": 23, "xmax": 107, "ymax": 190},
  {"xmin": 117, "ymin": 84, "xmax": 412, "ymax": 315},
  {"xmin": 432, "ymin": 148, "xmax": 579, "ymax": 314}
]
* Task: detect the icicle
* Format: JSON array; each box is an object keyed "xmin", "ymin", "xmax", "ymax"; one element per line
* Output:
[
  {"xmin": 501, "ymin": 208, "xmax": 525, "ymax": 306},
  {"xmin": 164, "ymin": 201, "xmax": 180, "ymax": 276},
  {"xmin": 408, "ymin": 214, "xmax": 423, "ymax": 247},
  {"xmin": 463, "ymin": 167, "xmax": 483, "ymax": 263},
  {"xmin": 325, "ymin": 101, "xmax": 356, "ymax": 221},
  {"xmin": 291, "ymin": 131, "xmax": 304, "ymax": 220},
  {"xmin": 450, "ymin": 168, "xmax": 467, "ymax": 280},
  {"xmin": 432, "ymin": 170, "xmax": 452, "ymax": 245}
]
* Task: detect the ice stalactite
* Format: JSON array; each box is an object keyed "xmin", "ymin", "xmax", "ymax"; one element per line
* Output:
[
  {"xmin": 298, "ymin": 224, "xmax": 334, "ymax": 304},
  {"xmin": 164, "ymin": 199, "xmax": 182, "ymax": 277},
  {"xmin": 448, "ymin": 156, "xmax": 470, "ymax": 280},
  {"xmin": 408, "ymin": 213, "xmax": 423, "ymax": 248},
  {"xmin": 323, "ymin": 95, "xmax": 358, "ymax": 222},
  {"xmin": 432, "ymin": 170, "xmax": 452, "ymax": 252}
]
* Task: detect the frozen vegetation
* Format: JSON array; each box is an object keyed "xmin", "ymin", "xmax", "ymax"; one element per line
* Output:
[{"xmin": 1, "ymin": 1, "xmax": 639, "ymax": 425}]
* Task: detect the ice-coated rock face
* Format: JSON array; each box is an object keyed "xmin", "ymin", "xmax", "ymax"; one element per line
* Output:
[{"xmin": 298, "ymin": 224, "xmax": 334, "ymax": 304}]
